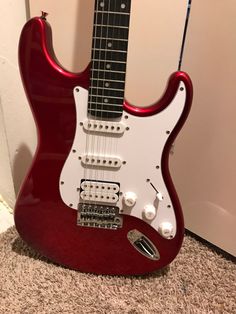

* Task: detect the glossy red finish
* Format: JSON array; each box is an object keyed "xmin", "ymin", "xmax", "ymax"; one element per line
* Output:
[{"xmin": 14, "ymin": 17, "xmax": 193, "ymax": 275}]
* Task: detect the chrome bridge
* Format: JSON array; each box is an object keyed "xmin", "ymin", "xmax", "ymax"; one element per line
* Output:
[{"xmin": 77, "ymin": 204, "xmax": 123, "ymax": 229}]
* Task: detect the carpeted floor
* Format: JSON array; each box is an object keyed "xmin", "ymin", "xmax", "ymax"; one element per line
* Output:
[{"xmin": 0, "ymin": 227, "xmax": 235, "ymax": 314}]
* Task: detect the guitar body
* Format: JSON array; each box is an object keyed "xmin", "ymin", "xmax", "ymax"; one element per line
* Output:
[{"xmin": 15, "ymin": 17, "xmax": 192, "ymax": 275}]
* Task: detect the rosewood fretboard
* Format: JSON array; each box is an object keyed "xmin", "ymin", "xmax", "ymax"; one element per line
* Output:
[{"xmin": 88, "ymin": 0, "xmax": 131, "ymax": 119}]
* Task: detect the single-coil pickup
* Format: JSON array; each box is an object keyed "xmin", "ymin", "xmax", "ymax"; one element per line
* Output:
[
  {"xmin": 81, "ymin": 181, "xmax": 120, "ymax": 193},
  {"xmin": 81, "ymin": 155, "xmax": 122, "ymax": 168},
  {"xmin": 80, "ymin": 191, "xmax": 119, "ymax": 203},
  {"xmin": 83, "ymin": 120, "xmax": 125, "ymax": 134}
]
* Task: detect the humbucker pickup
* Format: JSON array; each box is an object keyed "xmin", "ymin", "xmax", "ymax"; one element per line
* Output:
[
  {"xmin": 82, "ymin": 119, "xmax": 126, "ymax": 135},
  {"xmin": 80, "ymin": 180, "xmax": 120, "ymax": 204}
]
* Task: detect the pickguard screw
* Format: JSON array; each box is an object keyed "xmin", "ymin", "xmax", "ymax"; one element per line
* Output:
[
  {"xmin": 126, "ymin": 127, "xmax": 130, "ymax": 131},
  {"xmin": 167, "ymin": 205, "xmax": 171, "ymax": 208},
  {"xmin": 122, "ymin": 161, "xmax": 127, "ymax": 165},
  {"xmin": 166, "ymin": 130, "xmax": 170, "ymax": 135},
  {"xmin": 60, "ymin": 181, "xmax": 64, "ymax": 185},
  {"xmin": 72, "ymin": 149, "xmax": 76, "ymax": 153},
  {"xmin": 124, "ymin": 115, "xmax": 129, "ymax": 119},
  {"xmin": 75, "ymin": 88, "xmax": 80, "ymax": 92},
  {"xmin": 156, "ymin": 166, "xmax": 160, "ymax": 169},
  {"xmin": 78, "ymin": 156, "xmax": 82, "ymax": 160},
  {"xmin": 79, "ymin": 122, "xmax": 83, "ymax": 126},
  {"xmin": 180, "ymin": 87, "xmax": 184, "ymax": 91},
  {"xmin": 146, "ymin": 179, "xmax": 150, "ymax": 182}
]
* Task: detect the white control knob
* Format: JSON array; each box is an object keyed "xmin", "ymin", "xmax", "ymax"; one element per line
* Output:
[
  {"xmin": 123, "ymin": 192, "xmax": 137, "ymax": 207},
  {"xmin": 143, "ymin": 204, "xmax": 157, "ymax": 220},
  {"xmin": 159, "ymin": 222, "xmax": 174, "ymax": 239}
]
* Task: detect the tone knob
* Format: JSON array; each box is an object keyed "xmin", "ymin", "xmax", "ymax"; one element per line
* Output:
[
  {"xmin": 123, "ymin": 192, "xmax": 137, "ymax": 207},
  {"xmin": 159, "ymin": 222, "xmax": 174, "ymax": 239},
  {"xmin": 143, "ymin": 204, "xmax": 157, "ymax": 220}
]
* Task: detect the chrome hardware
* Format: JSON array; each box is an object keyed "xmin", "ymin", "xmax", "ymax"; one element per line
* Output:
[
  {"xmin": 127, "ymin": 229, "xmax": 160, "ymax": 260},
  {"xmin": 41, "ymin": 11, "xmax": 48, "ymax": 20},
  {"xmin": 81, "ymin": 155, "xmax": 122, "ymax": 168},
  {"xmin": 78, "ymin": 204, "xmax": 122, "ymax": 229},
  {"xmin": 83, "ymin": 119, "xmax": 126, "ymax": 135}
]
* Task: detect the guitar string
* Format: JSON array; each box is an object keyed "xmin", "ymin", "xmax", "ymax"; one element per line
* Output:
[
  {"xmin": 93, "ymin": 0, "xmax": 104, "ymax": 207},
  {"xmin": 106, "ymin": 0, "xmax": 114, "ymax": 185},
  {"xmin": 100, "ymin": 2, "xmax": 107, "ymax": 185},
  {"xmin": 94, "ymin": 0, "xmax": 108, "ymax": 207},
  {"xmin": 112, "ymin": 0, "xmax": 129, "ymax": 188},
  {"xmin": 110, "ymin": 0, "xmax": 119, "ymax": 185},
  {"xmin": 83, "ymin": 0, "xmax": 100, "ymax": 207}
]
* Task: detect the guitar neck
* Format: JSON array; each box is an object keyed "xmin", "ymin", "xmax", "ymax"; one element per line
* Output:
[{"xmin": 88, "ymin": 0, "xmax": 131, "ymax": 119}]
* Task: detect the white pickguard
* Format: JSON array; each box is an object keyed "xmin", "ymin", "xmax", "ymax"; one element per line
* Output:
[{"xmin": 59, "ymin": 83, "xmax": 187, "ymax": 237}]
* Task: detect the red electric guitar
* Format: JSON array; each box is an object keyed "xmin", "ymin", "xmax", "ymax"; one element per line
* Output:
[{"xmin": 14, "ymin": 0, "xmax": 193, "ymax": 275}]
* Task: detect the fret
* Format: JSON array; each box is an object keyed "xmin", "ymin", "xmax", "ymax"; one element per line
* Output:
[
  {"xmin": 92, "ymin": 59, "xmax": 126, "ymax": 64},
  {"xmin": 92, "ymin": 60, "xmax": 126, "ymax": 73},
  {"xmin": 88, "ymin": 107, "xmax": 123, "ymax": 118},
  {"xmin": 89, "ymin": 88, "xmax": 124, "ymax": 99},
  {"xmin": 92, "ymin": 69, "xmax": 126, "ymax": 74},
  {"xmin": 88, "ymin": 109, "xmax": 123, "ymax": 113},
  {"xmin": 90, "ymin": 87, "xmax": 123, "ymax": 92},
  {"xmin": 92, "ymin": 50, "xmax": 127, "ymax": 62},
  {"xmin": 89, "ymin": 95, "xmax": 123, "ymax": 100},
  {"xmin": 95, "ymin": 13, "xmax": 130, "ymax": 27},
  {"xmin": 89, "ymin": 96, "xmax": 123, "ymax": 105},
  {"xmin": 91, "ymin": 78, "xmax": 125, "ymax": 83},
  {"xmin": 88, "ymin": 102, "xmax": 123, "ymax": 107},
  {"xmin": 94, "ymin": 24, "xmax": 128, "ymax": 30},
  {"xmin": 92, "ymin": 48, "xmax": 128, "ymax": 54},
  {"xmin": 90, "ymin": 79, "xmax": 125, "ymax": 90},
  {"xmin": 95, "ymin": 10, "xmax": 130, "ymax": 16},
  {"xmin": 95, "ymin": 0, "xmax": 131, "ymax": 13},
  {"xmin": 93, "ymin": 26, "xmax": 129, "ymax": 40},
  {"xmin": 90, "ymin": 70, "xmax": 125, "ymax": 81},
  {"xmin": 93, "ymin": 37, "xmax": 128, "ymax": 42},
  {"xmin": 88, "ymin": 104, "xmax": 123, "ymax": 118},
  {"xmin": 93, "ymin": 39, "xmax": 128, "ymax": 52}
]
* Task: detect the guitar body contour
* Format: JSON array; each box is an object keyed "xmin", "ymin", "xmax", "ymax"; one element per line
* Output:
[{"xmin": 14, "ymin": 17, "xmax": 193, "ymax": 275}]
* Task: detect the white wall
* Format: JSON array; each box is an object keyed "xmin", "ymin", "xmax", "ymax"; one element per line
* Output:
[
  {"xmin": 0, "ymin": 0, "xmax": 37, "ymax": 207},
  {"xmin": 171, "ymin": 0, "xmax": 236, "ymax": 256}
]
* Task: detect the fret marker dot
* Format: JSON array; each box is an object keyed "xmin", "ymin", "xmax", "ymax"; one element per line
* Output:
[
  {"xmin": 105, "ymin": 82, "xmax": 109, "ymax": 87},
  {"xmin": 100, "ymin": 2, "xmax": 105, "ymax": 7},
  {"xmin": 104, "ymin": 98, "xmax": 108, "ymax": 103},
  {"xmin": 108, "ymin": 42, "xmax": 112, "ymax": 48},
  {"xmin": 121, "ymin": 3, "xmax": 126, "ymax": 9},
  {"xmin": 106, "ymin": 64, "xmax": 111, "ymax": 69}
]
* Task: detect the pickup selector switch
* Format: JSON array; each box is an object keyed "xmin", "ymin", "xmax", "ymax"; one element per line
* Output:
[{"xmin": 123, "ymin": 192, "xmax": 137, "ymax": 207}]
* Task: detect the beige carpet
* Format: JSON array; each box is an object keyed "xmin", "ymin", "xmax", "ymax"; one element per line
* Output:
[{"xmin": 0, "ymin": 227, "xmax": 235, "ymax": 314}]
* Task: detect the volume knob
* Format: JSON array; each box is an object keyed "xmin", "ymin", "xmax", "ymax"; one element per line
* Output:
[
  {"xmin": 143, "ymin": 204, "xmax": 157, "ymax": 220},
  {"xmin": 159, "ymin": 222, "xmax": 174, "ymax": 239},
  {"xmin": 123, "ymin": 192, "xmax": 137, "ymax": 207}
]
